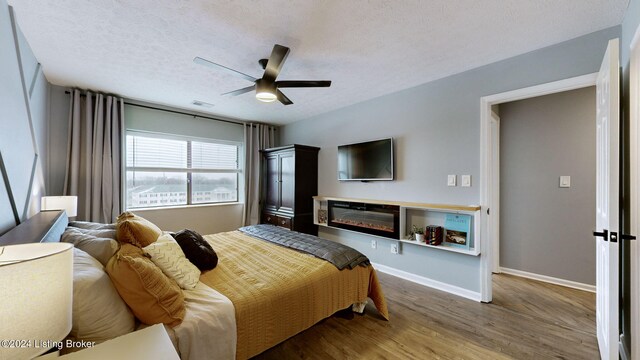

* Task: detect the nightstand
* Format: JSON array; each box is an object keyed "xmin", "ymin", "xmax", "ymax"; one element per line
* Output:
[{"xmin": 56, "ymin": 324, "xmax": 179, "ymax": 360}]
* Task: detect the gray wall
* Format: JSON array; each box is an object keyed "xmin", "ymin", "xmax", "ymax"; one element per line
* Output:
[
  {"xmin": 622, "ymin": 0, "xmax": 640, "ymax": 67},
  {"xmin": 281, "ymin": 27, "xmax": 620, "ymax": 293},
  {"xmin": 0, "ymin": 1, "xmax": 49, "ymax": 234},
  {"xmin": 47, "ymin": 84, "xmax": 70, "ymax": 196},
  {"xmin": 499, "ymin": 87, "xmax": 596, "ymax": 285},
  {"xmin": 125, "ymin": 104, "xmax": 244, "ymax": 142}
]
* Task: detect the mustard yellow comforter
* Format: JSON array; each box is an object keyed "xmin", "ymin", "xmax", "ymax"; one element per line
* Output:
[{"xmin": 200, "ymin": 230, "xmax": 389, "ymax": 360}]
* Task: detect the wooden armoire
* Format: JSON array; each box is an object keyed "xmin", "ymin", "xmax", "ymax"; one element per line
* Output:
[{"xmin": 260, "ymin": 144, "xmax": 319, "ymax": 235}]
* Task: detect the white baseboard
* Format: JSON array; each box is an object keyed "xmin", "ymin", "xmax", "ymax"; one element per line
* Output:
[
  {"xmin": 371, "ymin": 262, "xmax": 482, "ymax": 302},
  {"xmin": 499, "ymin": 267, "xmax": 596, "ymax": 293}
]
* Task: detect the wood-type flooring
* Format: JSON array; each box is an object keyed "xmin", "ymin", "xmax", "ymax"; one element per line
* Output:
[{"xmin": 256, "ymin": 272, "xmax": 597, "ymax": 360}]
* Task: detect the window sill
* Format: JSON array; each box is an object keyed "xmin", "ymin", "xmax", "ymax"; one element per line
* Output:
[{"xmin": 127, "ymin": 202, "xmax": 243, "ymax": 212}]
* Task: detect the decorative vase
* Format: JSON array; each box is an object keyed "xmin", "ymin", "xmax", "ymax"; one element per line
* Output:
[{"xmin": 415, "ymin": 234, "xmax": 425, "ymax": 242}]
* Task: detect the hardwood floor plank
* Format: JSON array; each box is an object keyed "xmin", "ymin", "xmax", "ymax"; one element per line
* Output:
[{"xmin": 254, "ymin": 272, "xmax": 597, "ymax": 359}]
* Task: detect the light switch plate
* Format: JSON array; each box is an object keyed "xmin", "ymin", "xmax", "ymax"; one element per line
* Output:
[
  {"xmin": 371, "ymin": 239, "xmax": 377, "ymax": 249},
  {"xmin": 461, "ymin": 175, "xmax": 471, "ymax": 187},
  {"xmin": 447, "ymin": 175, "xmax": 457, "ymax": 187},
  {"xmin": 559, "ymin": 176, "xmax": 571, "ymax": 188}
]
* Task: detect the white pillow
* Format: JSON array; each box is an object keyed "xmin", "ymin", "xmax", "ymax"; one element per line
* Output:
[
  {"xmin": 62, "ymin": 227, "xmax": 118, "ymax": 266},
  {"xmin": 143, "ymin": 234, "xmax": 201, "ymax": 289},
  {"xmin": 71, "ymin": 248, "xmax": 135, "ymax": 342}
]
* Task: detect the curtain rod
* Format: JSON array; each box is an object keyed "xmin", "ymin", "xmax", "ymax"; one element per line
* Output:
[{"xmin": 63, "ymin": 90, "xmax": 271, "ymax": 128}]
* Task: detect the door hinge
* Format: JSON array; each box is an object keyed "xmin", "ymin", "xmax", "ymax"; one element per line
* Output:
[{"xmin": 621, "ymin": 234, "xmax": 637, "ymax": 241}]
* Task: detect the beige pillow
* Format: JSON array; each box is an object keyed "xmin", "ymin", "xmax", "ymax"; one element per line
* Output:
[
  {"xmin": 116, "ymin": 212, "xmax": 162, "ymax": 247},
  {"xmin": 62, "ymin": 227, "xmax": 119, "ymax": 266},
  {"xmin": 71, "ymin": 248, "xmax": 135, "ymax": 342},
  {"xmin": 106, "ymin": 243, "xmax": 185, "ymax": 327},
  {"xmin": 144, "ymin": 234, "xmax": 201, "ymax": 289}
]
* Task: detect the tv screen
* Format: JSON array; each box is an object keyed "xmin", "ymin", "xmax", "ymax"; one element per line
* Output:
[{"xmin": 337, "ymin": 138, "xmax": 393, "ymax": 181}]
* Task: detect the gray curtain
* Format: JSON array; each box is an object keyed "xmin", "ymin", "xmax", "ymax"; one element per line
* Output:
[
  {"xmin": 63, "ymin": 89, "xmax": 124, "ymax": 223},
  {"xmin": 243, "ymin": 123, "xmax": 276, "ymax": 226}
]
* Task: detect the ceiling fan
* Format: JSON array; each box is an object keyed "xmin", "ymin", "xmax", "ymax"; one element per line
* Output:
[{"xmin": 194, "ymin": 44, "xmax": 331, "ymax": 105}]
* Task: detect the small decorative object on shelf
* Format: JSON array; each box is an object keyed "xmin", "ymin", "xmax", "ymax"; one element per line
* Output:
[
  {"xmin": 426, "ymin": 225, "xmax": 443, "ymax": 245},
  {"xmin": 317, "ymin": 210, "xmax": 328, "ymax": 224},
  {"xmin": 443, "ymin": 214, "xmax": 472, "ymax": 250},
  {"xmin": 412, "ymin": 225, "xmax": 425, "ymax": 242}
]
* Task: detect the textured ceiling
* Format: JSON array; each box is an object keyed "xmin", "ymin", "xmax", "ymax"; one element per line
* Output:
[{"xmin": 8, "ymin": 0, "xmax": 629, "ymax": 125}]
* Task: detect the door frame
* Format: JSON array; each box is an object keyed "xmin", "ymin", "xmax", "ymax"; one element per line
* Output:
[
  {"xmin": 629, "ymin": 23, "xmax": 640, "ymax": 360},
  {"xmin": 479, "ymin": 72, "xmax": 598, "ymax": 302}
]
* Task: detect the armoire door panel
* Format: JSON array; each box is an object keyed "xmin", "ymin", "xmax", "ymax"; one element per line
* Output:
[
  {"xmin": 279, "ymin": 152, "xmax": 295, "ymax": 213},
  {"xmin": 264, "ymin": 154, "xmax": 279, "ymax": 212}
]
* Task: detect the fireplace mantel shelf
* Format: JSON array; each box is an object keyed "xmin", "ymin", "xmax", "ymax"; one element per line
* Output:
[
  {"xmin": 313, "ymin": 196, "xmax": 482, "ymax": 256},
  {"xmin": 313, "ymin": 196, "xmax": 480, "ymax": 212}
]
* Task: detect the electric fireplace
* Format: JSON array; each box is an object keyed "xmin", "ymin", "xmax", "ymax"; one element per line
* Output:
[{"xmin": 328, "ymin": 200, "xmax": 400, "ymax": 239}]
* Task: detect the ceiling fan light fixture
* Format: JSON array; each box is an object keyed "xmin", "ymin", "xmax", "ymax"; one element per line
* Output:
[
  {"xmin": 255, "ymin": 79, "xmax": 277, "ymax": 102},
  {"xmin": 256, "ymin": 91, "xmax": 277, "ymax": 102},
  {"xmin": 195, "ymin": 44, "xmax": 331, "ymax": 106}
]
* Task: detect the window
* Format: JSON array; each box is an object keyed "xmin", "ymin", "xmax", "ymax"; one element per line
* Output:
[{"xmin": 126, "ymin": 132, "xmax": 241, "ymax": 209}]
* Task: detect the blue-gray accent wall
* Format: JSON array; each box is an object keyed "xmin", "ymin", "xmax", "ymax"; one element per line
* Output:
[{"xmin": 0, "ymin": 0, "xmax": 50, "ymax": 234}]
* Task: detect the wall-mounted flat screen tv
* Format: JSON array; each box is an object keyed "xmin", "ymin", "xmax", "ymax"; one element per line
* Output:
[{"xmin": 337, "ymin": 138, "xmax": 394, "ymax": 181}]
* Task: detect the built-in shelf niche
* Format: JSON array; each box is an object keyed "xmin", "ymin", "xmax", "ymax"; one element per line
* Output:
[{"xmin": 313, "ymin": 196, "xmax": 481, "ymax": 256}]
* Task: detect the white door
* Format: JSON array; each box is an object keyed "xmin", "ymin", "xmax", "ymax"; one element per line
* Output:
[
  {"xmin": 490, "ymin": 111, "xmax": 501, "ymax": 273},
  {"xmin": 595, "ymin": 38, "xmax": 620, "ymax": 360}
]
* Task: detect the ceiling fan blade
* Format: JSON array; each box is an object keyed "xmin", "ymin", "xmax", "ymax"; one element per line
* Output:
[
  {"xmin": 193, "ymin": 57, "xmax": 257, "ymax": 83},
  {"xmin": 276, "ymin": 80, "xmax": 331, "ymax": 88},
  {"xmin": 277, "ymin": 90, "xmax": 293, "ymax": 105},
  {"xmin": 221, "ymin": 85, "xmax": 256, "ymax": 96},
  {"xmin": 263, "ymin": 44, "xmax": 290, "ymax": 82}
]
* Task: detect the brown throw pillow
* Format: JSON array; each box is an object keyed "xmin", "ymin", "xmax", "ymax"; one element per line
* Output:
[
  {"xmin": 105, "ymin": 243, "xmax": 185, "ymax": 327},
  {"xmin": 116, "ymin": 212, "xmax": 162, "ymax": 247},
  {"xmin": 171, "ymin": 229, "xmax": 218, "ymax": 271}
]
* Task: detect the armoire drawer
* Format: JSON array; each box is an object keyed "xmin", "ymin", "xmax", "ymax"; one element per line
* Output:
[
  {"xmin": 262, "ymin": 212, "xmax": 278, "ymax": 225},
  {"xmin": 276, "ymin": 216, "xmax": 292, "ymax": 229},
  {"xmin": 261, "ymin": 212, "xmax": 292, "ymax": 230}
]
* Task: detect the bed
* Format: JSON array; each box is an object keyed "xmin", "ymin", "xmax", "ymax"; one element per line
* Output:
[{"xmin": 0, "ymin": 210, "xmax": 389, "ymax": 359}]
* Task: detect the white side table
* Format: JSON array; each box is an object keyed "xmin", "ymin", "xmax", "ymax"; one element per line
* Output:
[{"xmin": 57, "ymin": 325, "xmax": 179, "ymax": 360}]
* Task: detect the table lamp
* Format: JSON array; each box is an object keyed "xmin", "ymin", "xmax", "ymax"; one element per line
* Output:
[
  {"xmin": 0, "ymin": 242, "xmax": 73, "ymax": 359},
  {"xmin": 41, "ymin": 196, "xmax": 78, "ymax": 217}
]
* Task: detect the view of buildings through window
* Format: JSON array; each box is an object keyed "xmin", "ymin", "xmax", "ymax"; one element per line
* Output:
[{"xmin": 126, "ymin": 133, "xmax": 240, "ymax": 208}]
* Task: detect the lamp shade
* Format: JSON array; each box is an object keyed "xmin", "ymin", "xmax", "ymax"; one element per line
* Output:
[
  {"xmin": 41, "ymin": 196, "xmax": 78, "ymax": 217},
  {"xmin": 0, "ymin": 242, "xmax": 73, "ymax": 359}
]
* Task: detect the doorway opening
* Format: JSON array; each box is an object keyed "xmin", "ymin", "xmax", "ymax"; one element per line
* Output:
[{"xmin": 479, "ymin": 73, "xmax": 598, "ymax": 303}]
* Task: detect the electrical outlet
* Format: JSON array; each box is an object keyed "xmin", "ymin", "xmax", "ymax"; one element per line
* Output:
[
  {"xmin": 390, "ymin": 243, "xmax": 399, "ymax": 254},
  {"xmin": 371, "ymin": 239, "xmax": 377, "ymax": 249}
]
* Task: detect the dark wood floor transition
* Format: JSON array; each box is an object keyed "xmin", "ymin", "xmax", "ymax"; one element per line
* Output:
[{"xmin": 256, "ymin": 273, "xmax": 597, "ymax": 360}]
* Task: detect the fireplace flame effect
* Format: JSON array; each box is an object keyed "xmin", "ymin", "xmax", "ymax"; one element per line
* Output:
[{"xmin": 331, "ymin": 218, "xmax": 394, "ymax": 232}]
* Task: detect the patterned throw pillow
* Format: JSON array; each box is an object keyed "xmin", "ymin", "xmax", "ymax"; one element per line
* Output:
[
  {"xmin": 144, "ymin": 234, "xmax": 201, "ymax": 289},
  {"xmin": 115, "ymin": 212, "xmax": 162, "ymax": 247},
  {"xmin": 106, "ymin": 243, "xmax": 185, "ymax": 327},
  {"xmin": 171, "ymin": 229, "xmax": 218, "ymax": 271}
]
